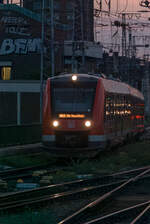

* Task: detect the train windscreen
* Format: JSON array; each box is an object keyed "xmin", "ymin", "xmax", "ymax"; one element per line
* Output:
[{"xmin": 51, "ymin": 83, "xmax": 97, "ymax": 114}]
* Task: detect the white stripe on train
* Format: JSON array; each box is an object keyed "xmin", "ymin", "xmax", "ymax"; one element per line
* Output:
[{"xmin": 42, "ymin": 135, "xmax": 107, "ymax": 142}]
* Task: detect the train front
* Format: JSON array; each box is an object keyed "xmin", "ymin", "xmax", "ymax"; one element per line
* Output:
[{"xmin": 42, "ymin": 74, "xmax": 104, "ymax": 157}]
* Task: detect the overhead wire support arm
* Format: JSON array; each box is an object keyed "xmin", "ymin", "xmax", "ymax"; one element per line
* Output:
[{"xmin": 139, "ymin": 0, "xmax": 150, "ymax": 8}]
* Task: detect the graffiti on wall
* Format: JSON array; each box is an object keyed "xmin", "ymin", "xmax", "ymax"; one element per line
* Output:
[
  {"xmin": 5, "ymin": 27, "xmax": 30, "ymax": 36},
  {"xmin": 0, "ymin": 15, "xmax": 42, "ymax": 55},
  {"xmin": 1, "ymin": 16, "xmax": 28, "ymax": 24},
  {"xmin": 0, "ymin": 38, "xmax": 41, "ymax": 55},
  {"xmin": 0, "ymin": 16, "xmax": 31, "ymax": 36}
]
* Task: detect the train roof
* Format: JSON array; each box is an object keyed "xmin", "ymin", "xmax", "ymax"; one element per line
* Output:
[
  {"xmin": 128, "ymin": 85, "xmax": 144, "ymax": 100},
  {"xmin": 101, "ymin": 78, "xmax": 144, "ymax": 100},
  {"xmin": 49, "ymin": 73, "xmax": 100, "ymax": 80},
  {"xmin": 48, "ymin": 73, "xmax": 144, "ymax": 100}
]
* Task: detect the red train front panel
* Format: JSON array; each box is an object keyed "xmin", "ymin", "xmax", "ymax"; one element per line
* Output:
[{"xmin": 42, "ymin": 74, "xmax": 106, "ymax": 152}]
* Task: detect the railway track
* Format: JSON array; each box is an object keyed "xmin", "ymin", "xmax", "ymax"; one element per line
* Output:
[
  {"xmin": 0, "ymin": 175, "xmax": 124, "ymax": 212},
  {"xmin": 79, "ymin": 201, "xmax": 150, "ymax": 224},
  {"xmin": 2, "ymin": 162, "xmax": 150, "ymax": 187},
  {"xmin": 0, "ymin": 166, "xmax": 150, "ymax": 218},
  {"xmin": 58, "ymin": 167, "xmax": 150, "ymax": 224},
  {"xmin": 0, "ymin": 165, "xmax": 65, "ymax": 181},
  {"xmin": 0, "ymin": 164, "xmax": 70, "ymax": 193}
]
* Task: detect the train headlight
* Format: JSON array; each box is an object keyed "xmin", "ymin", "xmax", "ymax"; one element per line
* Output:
[
  {"xmin": 72, "ymin": 75, "xmax": 77, "ymax": 81},
  {"xmin": 52, "ymin": 120, "xmax": 59, "ymax": 127},
  {"xmin": 85, "ymin": 120, "xmax": 92, "ymax": 128}
]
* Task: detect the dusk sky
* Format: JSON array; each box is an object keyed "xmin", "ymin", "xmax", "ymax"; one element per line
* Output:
[
  {"xmin": 94, "ymin": 0, "xmax": 150, "ymax": 58},
  {"xmin": 7, "ymin": 0, "xmax": 146, "ymax": 11},
  {"xmin": 6, "ymin": 0, "xmax": 149, "ymax": 13},
  {"xmin": 95, "ymin": 0, "xmax": 150, "ymax": 12}
]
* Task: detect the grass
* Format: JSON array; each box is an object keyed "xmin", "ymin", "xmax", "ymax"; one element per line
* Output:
[
  {"xmin": 0, "ymin": 153, "xmax": 56, "ymax": 168},
  {"xmin": 0, "ymin": 140, "xmax": 150, "ymax": 181},
  {"xmin": 68, "ymin": 140, "xmax": 150, "ymax": 175},
  {"xmin": 37, "ymin": 140, "xmax": 150, "ymax": 184},
  {"xmin": 0, "ymin": 209, "xmax": 57, "ymax": 224},
  {"xmin": 52, "ymin": 170, "xmax": 77, "ymax": 183}
]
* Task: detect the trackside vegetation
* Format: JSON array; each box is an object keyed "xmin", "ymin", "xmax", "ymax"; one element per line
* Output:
[
  {"xmin": 0, "ymin": 210, "xmax": 57, "ymax": 224},
  {"xmin": 69, "ymin": 140, "xmax": 150, "ymax": 175}
]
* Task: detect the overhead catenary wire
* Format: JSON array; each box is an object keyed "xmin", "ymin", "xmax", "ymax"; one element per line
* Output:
[
  {"xmin": 120, "ymin": 0, "xmax": 129, "ymax": 13},
  {"xmin": 94, "ymin": 0, "xmax": 150, "ymax": 58}
]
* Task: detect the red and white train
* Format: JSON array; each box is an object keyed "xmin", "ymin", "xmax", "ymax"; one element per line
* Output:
[{"xmin": 42, "ymin": 73, "xmax": 144, "ymax": 157}]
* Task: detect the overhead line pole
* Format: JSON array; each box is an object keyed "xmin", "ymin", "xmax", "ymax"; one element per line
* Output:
[
  {"xmin": 40, "ymin": 0, "xmax": 45, "ymax": 124},
  {"xmin": 72, "ymin": 5, "xmax": 76, "ymax": 73},
  {"xmin": 122, "ymin": 13, "xmax": 127, "ymax": 57},
  {"xmin": 51, "ymin": 0, "xmax": 55, "ymax": 76},
  {"xmin": 80, "ymin": 0, "xmax": 85, "ymax": 70}
]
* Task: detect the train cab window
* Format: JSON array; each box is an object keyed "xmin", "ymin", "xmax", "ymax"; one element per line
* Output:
[
  {"xmin": 51, "ymin": 80, "xmax": 97, "ymax": 114},
  {"xmin": 52, "ymin": 88, "xmax": 94, "ymax": 113},
  {"xmin": 1, "ymin": 67, "xmax": 11, "ymax": 80}
]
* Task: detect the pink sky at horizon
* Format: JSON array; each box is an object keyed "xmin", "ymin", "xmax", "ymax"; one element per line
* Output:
[
  {"xmin": 4, "ymin": 0, "xmax": 150, "ymax": 13},
  {"xmin": 94, "ymin": 0, "xmax": 150, "ymax": 58},
  {"xmin": 95, "ymin": 0, "xmax": 150, "ymax": 13}
]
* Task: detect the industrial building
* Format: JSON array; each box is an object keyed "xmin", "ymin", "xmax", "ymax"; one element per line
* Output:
[
  {"xmin": 0, "ymin": 0, "xmax": 99, "ymax": 80},
  {"xmin": 23, "ymin": 0, "xmax": 94, "ymax": 41},
  {"xmin": 0, "ymin": 0, "xmax": 101, "ymax": 146}
]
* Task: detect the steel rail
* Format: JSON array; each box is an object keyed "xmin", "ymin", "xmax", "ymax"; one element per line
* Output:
[
  {"xmin": 0, "ymin": 166, "xmax": 149, "ymax": 214},
  {"xmin": 0, "ymin": 165, "xmax": 52, "ymax": 178},
  {"xmin": 81, "ymin": 201, "xmax": 150, "ymax": 224},
  {"xmin": 0, "ymin": 174, "xmax": 122, "ymax": 203},
  {"xmin": 1, "ymin": 163, "xmax": 150, "ymax": 181},
  {"xmin": 130, "ymin": 204, "xmax": 150, "ymax": 224},
  {"xmin": 0, "ymin": 181, "xmax": 124, "ymax": 211},
  {"xmin": 58, "ymin": 167, "xmax": 150, "ymax": 224},
  {"xmin": 2, "ymin": 165, "xmax": 150, "ymax": 203},
  {"xmin": 0, "ymin": 163, "xmax": 72, "ymax": 182},
  {"xmin": 111, "ymin": 165, "xmax": 150, "ymax": 177}
]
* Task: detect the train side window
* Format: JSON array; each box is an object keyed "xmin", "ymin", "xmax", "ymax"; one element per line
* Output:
[
  {"xmin": 112, "ymin": 95, "xmax": 116, "ymax": 119},
  {"xmin": 110, "ymin": 95, "xmax": 113, "ymax": 119},
  {"xmin": 118, "ymin": 96, "xmax": 121, "ymax": 117},
  {"xmin": 104, "ymin": 98, "xmax": 107, "ymax": 121},
  {"xmin": 105, "ymin": 95, "xmax": 111, "ymax": 120},
  {"xmin": 114, "ymin": 94, "xmax": 117, "ymax": 118},
  {"xmin": 120, "ymin": 95, "xmax": 124, "ymax": 116},
  {"xmin": 124, "ymin": 96, "xmax": 126, "ymax": 115},
  {"xmin": 116, "ymin": 94, "xmax": 119, "ymax": 118}
]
